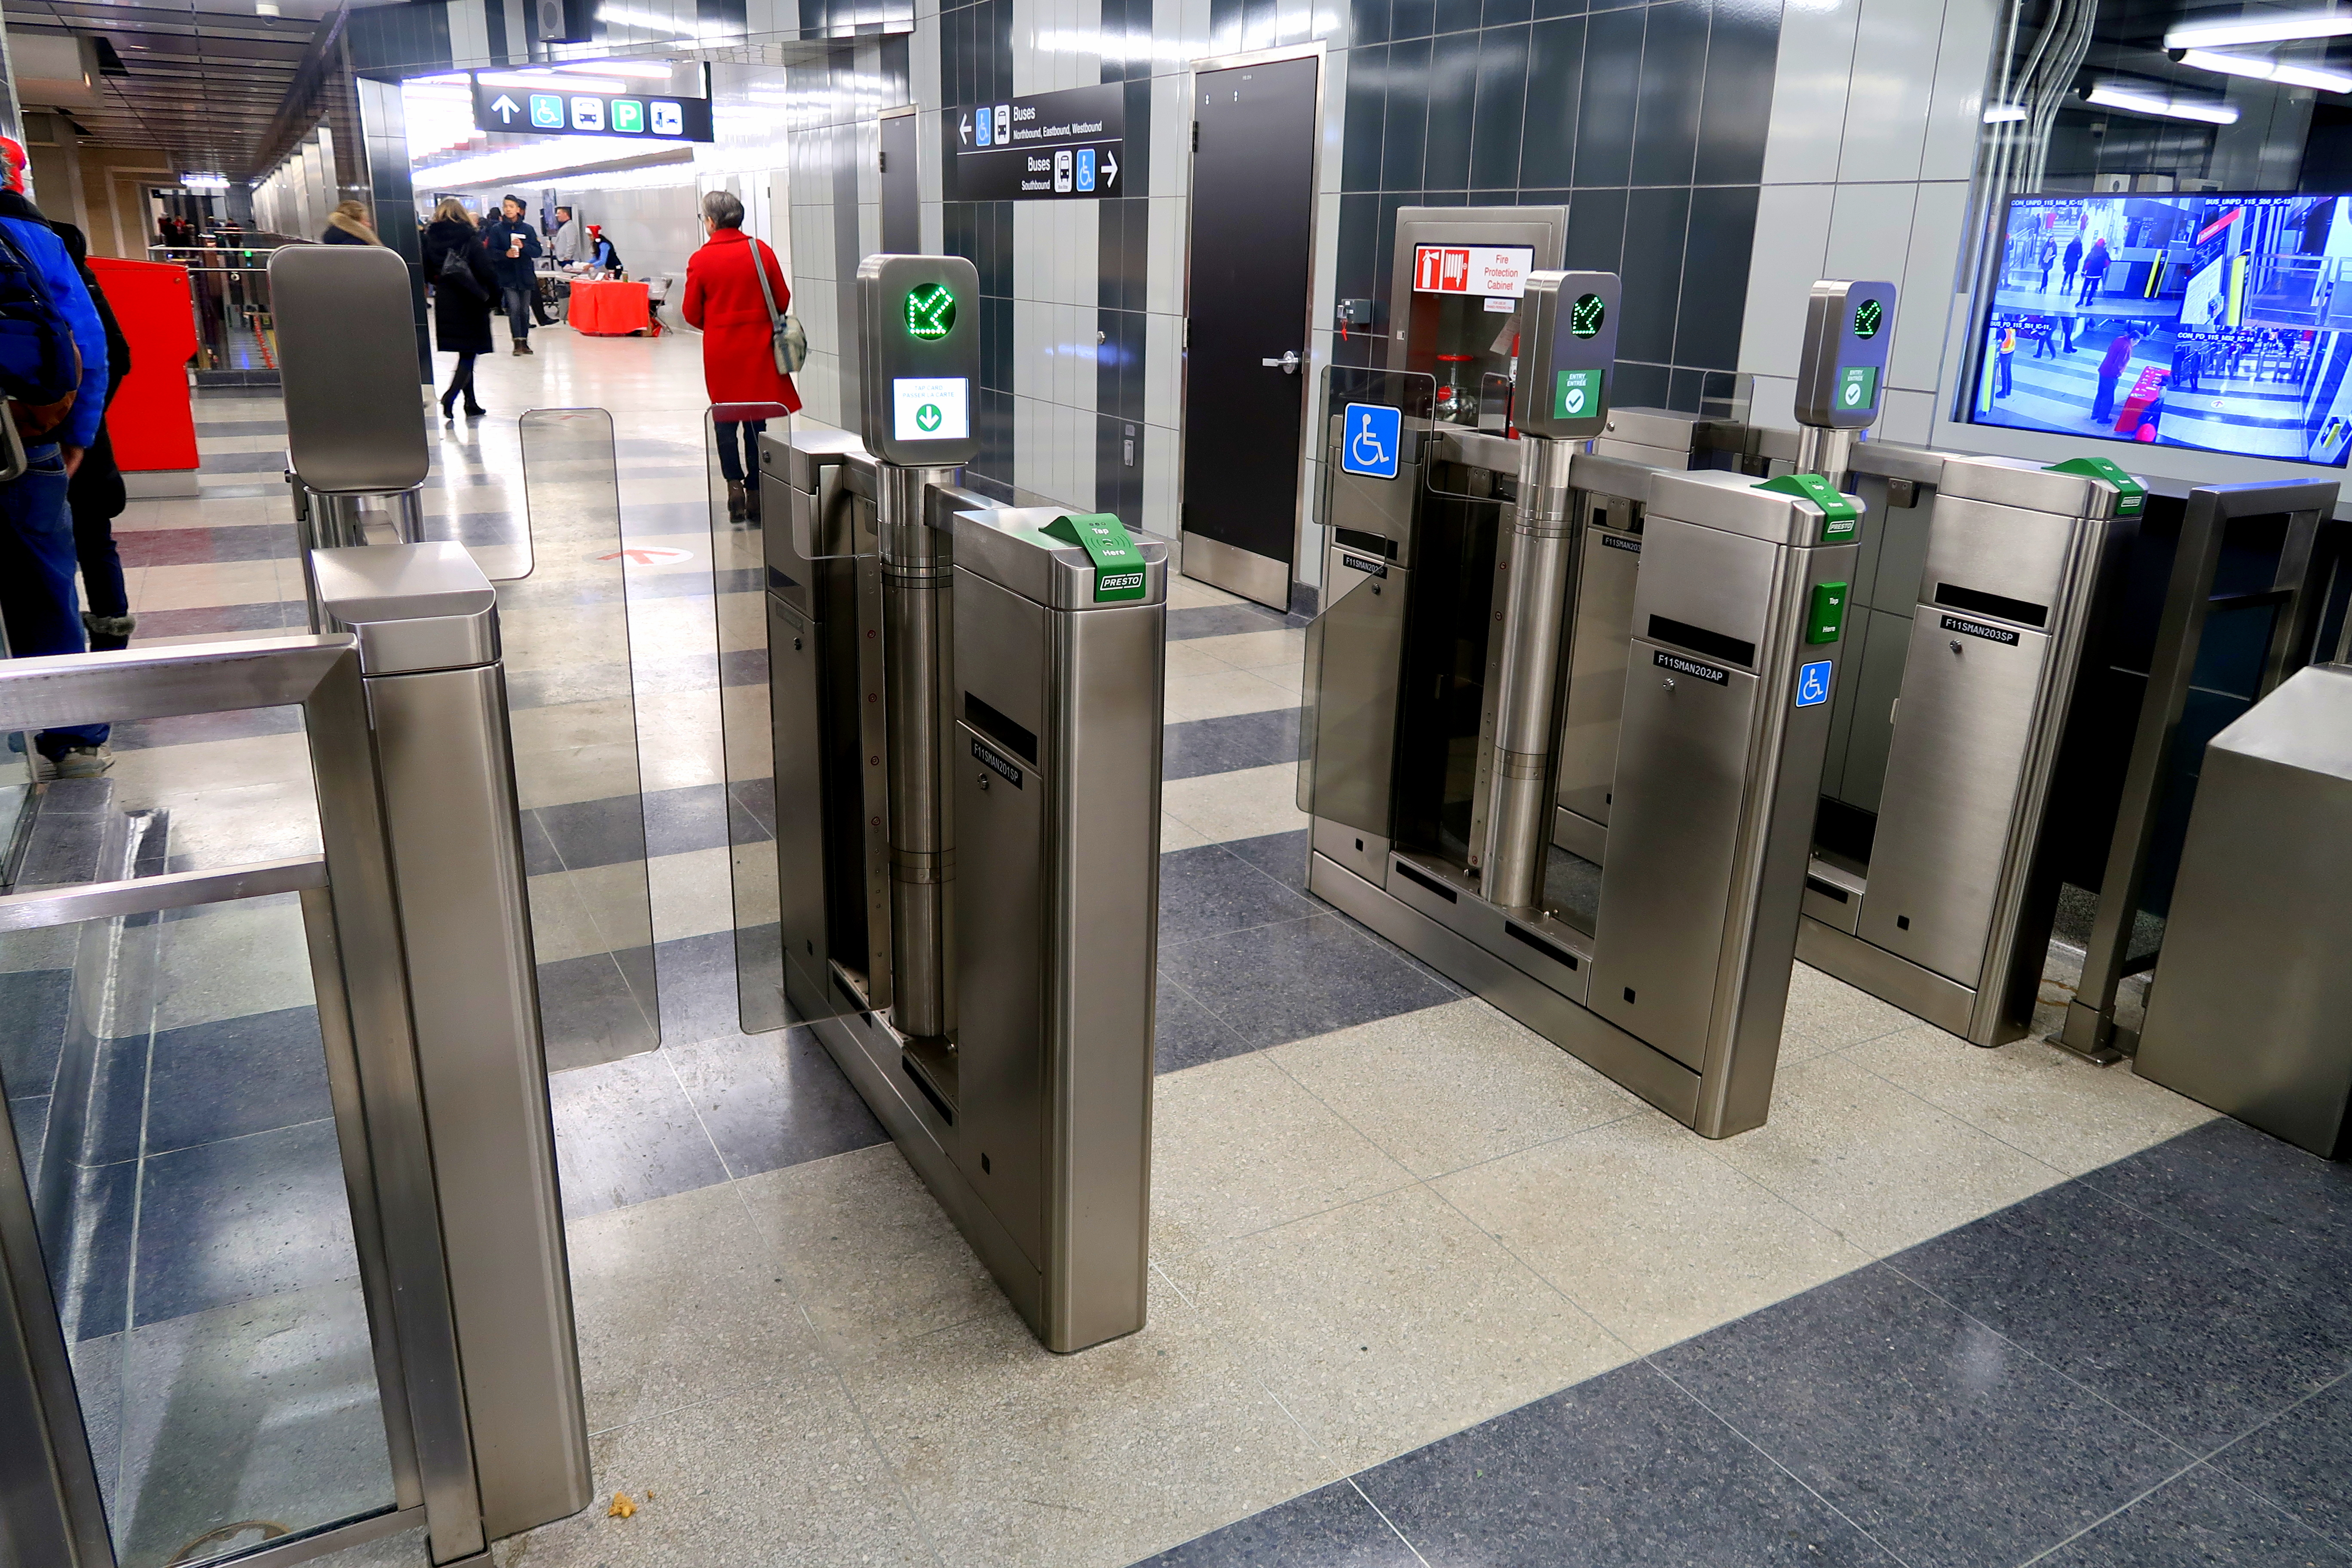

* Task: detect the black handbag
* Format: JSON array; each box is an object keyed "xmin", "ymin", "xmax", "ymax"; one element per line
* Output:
[{"xmin": 437, "ymin": 241, "xmax": 488, "ymax": 300}]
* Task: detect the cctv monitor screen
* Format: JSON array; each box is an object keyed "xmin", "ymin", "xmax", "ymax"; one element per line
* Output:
[{"xmin": 1971, "ymin": 192, "xmax": 2352, "ymax": 467}]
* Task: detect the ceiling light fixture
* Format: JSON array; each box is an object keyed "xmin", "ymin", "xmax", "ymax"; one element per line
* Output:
[
  {"xmin": 2085, "ymin": 80, "xmax": 2242, "ymax": 123},
  {"xmin": 1982, "ymin": 102, "xmax": 2031, "ymax": 122},
  {"xmin": 2165, "ymin": 9, "xmax": 2352, "ymax": 48},
  {"xmin": 255, "ymin": 1, "xmax": 279, "ymax": 15},
  {"xmin": 556, "ymin": 60, "xmax": 676, "ymax": 78},
  {"xmin": 476, "ymin": 70, "xmax": 627, "ymax": 92},
  {"xmin": 2177, "ymin": 45, "xmax": 2352, "ymax": 90}
]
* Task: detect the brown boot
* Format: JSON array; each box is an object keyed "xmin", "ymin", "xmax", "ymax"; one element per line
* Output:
[
  {"xmin": 726, "ymin": 479, "xmax": 746, "ymax": 521},
  {"xmin": 744, "ymin": 480, "xmax": 762, "ymax": 521}
]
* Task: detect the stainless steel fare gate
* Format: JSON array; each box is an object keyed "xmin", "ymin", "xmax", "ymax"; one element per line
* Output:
[{"xmin": 0, "ymin": 554, "xmax": 588, "ymax": 1568}]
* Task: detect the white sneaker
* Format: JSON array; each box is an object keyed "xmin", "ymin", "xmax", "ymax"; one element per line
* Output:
[{"xmin": 47, "ymin": 744, "xmax": 113, "ymax": 779}]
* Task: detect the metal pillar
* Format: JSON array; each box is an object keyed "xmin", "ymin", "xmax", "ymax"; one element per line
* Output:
[
  {"xmin": 877, "ymin": 462, "xmax": 960, "ymax": 1042},
  {"xmin": 1481, "ymin": 435, "xmax": 1578, "ymax": 910}
]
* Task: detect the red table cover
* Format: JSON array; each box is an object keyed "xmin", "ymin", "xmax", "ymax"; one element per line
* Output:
[
  {"xmin": 569, "ymin": 279, "xmax": 650, "ymax": 337},
  {"xmin": 90, "ymin": 257, "xmax": 199, "ymax": 473}
]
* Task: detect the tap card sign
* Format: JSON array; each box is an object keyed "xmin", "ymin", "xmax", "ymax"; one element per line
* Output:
[
  {"xmin": 1516, "ymin": 271, "xmax": 1622, "ymax": 441},
  {"xmin": 859, "ymin": 254, "xmax": 983, "ymax": 466},
  {"xmin": 1794, "ymin": 280, "xmax": 1896, "ymax": 429}
]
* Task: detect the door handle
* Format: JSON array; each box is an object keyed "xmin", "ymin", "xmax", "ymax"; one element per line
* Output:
[{"xmin": 1261, "ymin": 350, "xmax": 1302, "ymax": 374}]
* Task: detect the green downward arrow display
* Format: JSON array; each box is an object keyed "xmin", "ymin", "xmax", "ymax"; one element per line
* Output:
[
  {"xmin": 1042, "ymin": 512, "xmax": 1148, "ymax": 602},
  {"xmin": 916, "ymin": 403, "xmax": 942, "ymax": 432}
]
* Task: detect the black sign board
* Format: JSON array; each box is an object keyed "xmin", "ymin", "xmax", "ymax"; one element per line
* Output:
[
  {"xmin": 471, "ymin": 75, "xmax": 714, "ymax": 143},
  {"xmin": 946, "ymin": 84, "xmax": 1126, "ymax": 201}
]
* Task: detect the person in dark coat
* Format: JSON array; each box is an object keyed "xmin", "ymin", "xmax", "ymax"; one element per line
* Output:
[
  {"xmin": 321, "ymin": 199, "xmax": 381, "ymax": 245},
  {"xmin": 421, "ymin": 198, "xmax": 498, "ymax": 418},
  {"xmin": 51, "ymin": 221, "xmax": 133, "ymax": 649},
  {"xmin": 478, "ymin": 193, "xmax": 543, "ymax": 354}
]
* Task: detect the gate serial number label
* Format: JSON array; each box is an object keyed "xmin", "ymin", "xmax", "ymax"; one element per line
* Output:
[
  {"xmin": 1653, "ymin": 649, "xmax": 1729, "ymax": 685},
  {"xmin": 972, "ymin": 737, "xmax": 1024, "ymax": 788},
  {"xmin": 1601, "ymin": 533, "xmax": 1642, "ymax": 554},
  {"xmin": 1941, "ymin": 614, "xmax": 2020, "ymax": 646}
]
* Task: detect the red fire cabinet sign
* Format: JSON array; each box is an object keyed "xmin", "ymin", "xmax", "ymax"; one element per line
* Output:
[{"xmin": 1412, "ymin": 243, "xmax": 1533, "ymax": 300}]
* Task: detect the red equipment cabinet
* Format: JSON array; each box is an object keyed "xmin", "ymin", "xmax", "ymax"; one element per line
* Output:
[{"xmin": 89, "ymin": 256, "xmax": 199, "ymax": 474}]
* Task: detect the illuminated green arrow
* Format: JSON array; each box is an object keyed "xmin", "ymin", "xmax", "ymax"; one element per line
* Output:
[{"xmin": 905, "ymin": 283, "xmax": 957, "ymax": 340}]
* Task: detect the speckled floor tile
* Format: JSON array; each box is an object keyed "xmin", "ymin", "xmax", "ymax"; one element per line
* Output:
[
  {"xmin": 1709, "ymin": 1052, "xmax": 2064, "ymax": 1258},
  {"xmin": 1136, "ymin": 1480, "xmax": 1418, "ymax": 1566},
  {"xmin": 1436, "ymin": 1109, "xmax": 1871, "ymax": 1354},
  {"xmin": 1267, "ymin": 997, "xmax": 1638, "ymax": 1179},
  {"xmin": 1177, "ymin": 1184, "xmax": 1631, "ymax": 1473},
  {"xmin": 1151, "ymin": 1050, "xmax": 1414, "ymax": 1259},
  {"xmin": 1779, "ymin": 960, "xmax": 1920, "ymax": 1061}
]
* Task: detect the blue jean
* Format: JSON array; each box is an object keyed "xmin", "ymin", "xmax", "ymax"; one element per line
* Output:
[
  {"xmin": 715, "ymin": 419, "xmax": 767, "ymax": 485},
  {"xmin": 502, "ymin": 284, "xmax": 533, "ymax": 342},
  {"xmin": 0, "ymin": 449, "xmax": 106, "ymax": 753}
]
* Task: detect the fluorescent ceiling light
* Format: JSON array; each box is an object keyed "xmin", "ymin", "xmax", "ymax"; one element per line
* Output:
[
  {"xmin": 2086, "ymin": 80, "xmax": 2243, "ymax": 122},
  {"xmin": 180, "ymin": 173, "xmax": 230, "ymax": 189},
  {"xmin": 2179, "ymin": 45, "xmax": 2352, "ymax": 89},
  {"xmin": 2165, "ymin": 10, "xmax": 2352, "ymax": 47},
  {"xmin": 476, "ymin": 70, "xmax": 627, "ymax": 92},
  {"xmin": 1982, "ymin": 102, "xmax": 2031, "ymax": 121},
  {"xmin": 557, "ymin": 60, "xmax": 676, "ymax": 78}
]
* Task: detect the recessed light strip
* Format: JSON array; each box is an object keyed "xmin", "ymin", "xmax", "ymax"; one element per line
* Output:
[
  {"xmin": 2165, "ymin": 9, "xmax": 2352, "ymax": 47},
  {"xmin": 2085, "ymin": 80, "xmax": 2243, "ymax": 123}
]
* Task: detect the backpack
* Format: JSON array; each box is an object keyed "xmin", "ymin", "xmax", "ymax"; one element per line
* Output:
[{"xmin": 0, "ymin": 224, "xmax": 82, "ymax": 445}]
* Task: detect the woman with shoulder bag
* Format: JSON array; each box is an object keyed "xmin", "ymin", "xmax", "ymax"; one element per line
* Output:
[
  {"xmin": 682, "ymin": 190, "xmax": 802, "ymax": 521},
  {"xmin": 420, "ymin": 198, "xmax": 499, "ymax": 418}
]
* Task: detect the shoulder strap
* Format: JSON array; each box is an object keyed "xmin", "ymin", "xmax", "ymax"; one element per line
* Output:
[{"xmin": 750, "ymin": 237, "xmax": 782, "ymax": 326}]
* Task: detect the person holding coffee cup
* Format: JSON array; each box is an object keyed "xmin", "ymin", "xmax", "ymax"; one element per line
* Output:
[{"xmin": 479, "ymin": 193, "xmax": 544, "ymax": 356}]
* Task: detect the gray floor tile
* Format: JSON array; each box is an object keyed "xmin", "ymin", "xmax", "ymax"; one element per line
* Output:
[
  {"xmin": 132, "ymin": 1119, "xmax": 359, "ymax": 1325},
  {"xmin": 1219, "ymin": 827, "xmax": 1310, "ymax": 893},
  {"xmin": 1169, "ymin": 603, "xmax": 1293, "ymax": 640},
  {"xmin": 1652, "ymin": 1264, "xmax": 2190, "ymax": 1568},
  {"xmin": 1136, "ymin": 1480, "xmax": 1417, "ymax": 1566},
  {"xmin": 1156, "ymin": 975, "xmax": 1255, "ymax": 1075},
  {"xmin": 1164, "ymin": 708, "xmax": 1303, "ymax": 782},
  {"xmin": 663, "ymin": 1024, "xmax": 886, "ymax": 1179},
  {"xmin": 1356, "ymin": 1361, "xmax": 1899, "ymax": 1566},
  {"xmin": 1161, "ymin": 912, "xmax": 1459, "ymax": 1053},
  {"xmin": 1891, "ymin": 1179, "xmax": 2352, "ymax": 1452},
  {"xmin": 2039, "ymin": 1465, "xmax": 2349, "ymax": 1566},
  {"xmin": 2217, "ymin": 1377, "xmax": 2352, "ymax": 1549},
  {"xmin": 547, "ymin": 1051, "xmax": 728, "ymax": 1221},
  {"xmin": 2086, "ymin": 1117, "xmax": 2352, "ymax": 1291},
  {"xmin": 1158, "ymin": 842, "xmax": 1320, "ymax": 947}
]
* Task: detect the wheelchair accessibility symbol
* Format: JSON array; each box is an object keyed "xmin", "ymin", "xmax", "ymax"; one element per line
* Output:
[
  {"xmin": 1341, "ymin": 402, "xmax": 1402, "ymax": 480},
  {"xmin": 1795, "ymin": 660, "xmax": 1833, "ymax": 707}
]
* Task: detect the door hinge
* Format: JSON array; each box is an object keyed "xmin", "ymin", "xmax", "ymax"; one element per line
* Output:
[
  {"xmin": 1192, "ymin": 122, "xmax": 1200, "ymax": 153},
  {"xmin": 878, "ymin": 150, "xmax": 887, "ymax": 172}
]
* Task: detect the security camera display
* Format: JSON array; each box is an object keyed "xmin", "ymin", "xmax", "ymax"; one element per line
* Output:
[{"xmin": 1972, "ymin": 192, "xmax": 2352, "ymax": 467}]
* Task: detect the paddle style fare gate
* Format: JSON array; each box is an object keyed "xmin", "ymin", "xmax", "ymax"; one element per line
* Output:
[{"xmin": 760, "ymin": 255, "xmax": 1166, "ymax": 1352}]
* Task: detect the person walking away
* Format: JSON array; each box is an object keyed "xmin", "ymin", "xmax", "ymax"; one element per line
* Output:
[
  {"xmin": 422, "ymin": 199, "xmax": 498, "ymax": 417},
  {"xmin": 50, "ymin": 221, "xmax": 133, "ymax": 651},
  {"xmin": 2038, "ymin": 236, "xmax": 2058, "ymax": 293},
  {"xmin": 549, "ymin": 205, "xmax": 583, "ymax": 265},
  {"xmin": 2077, "ymin": 238, "xmax": 2111, "ymax": 307},
  {"xmin": 2062, "ymin": 233, "xmax": 2084, "ymax": 299},
  {"xmin": 321, "ymin": 199, "xmax": 380, "ymax": 246},
  {"xmin": 2032, "ymin": 316, "xmax": 2056, "ymax": 359},
  {"xmin": 0, "ymin": 136, "xmax": 112, "ymax": 776},
  {"xmin": 1995, "ymin": 319, "xmax": 2015, "ymax": 397},
  {"xmin": 682, "ymin": 190, "xmax": 800, "ymax": 523},
  {"xmin": 2171, "ymin": 334, "xmax": 2202, "ymax": 395},
  {"xmin": 479, "ymin": 194, "xmax": 542, "ymax": 355},
  {"xmin": 2094, "ymin": 326, "xmax": 2136, "ymax": 427}
]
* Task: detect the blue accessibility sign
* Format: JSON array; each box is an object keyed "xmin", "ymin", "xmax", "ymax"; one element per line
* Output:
[
  {"xmin": 1795, "ymin": 660, "xmax": 1834, "ymax": 707},
  {"xmin": 1341, "ymin": 402, "xmax": 1401, "ymax": 480}
]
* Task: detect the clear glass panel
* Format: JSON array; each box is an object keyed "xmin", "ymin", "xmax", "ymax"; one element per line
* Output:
[
  {"xmin": 707, "ymin": 404, "xmax": 798, "ymax": 1038},
  {"xmin": 510, "ymin": 408, "xmax": 659, "ymax": 1069},
  {"xmin": 0, "ymin": 896, "xmax": 396, "ymax": 1567},
  {"xmin": 0, "ymin": 723, "xmax": 35, "ymax": 884},
  {"xmin": 423, "ymin": 404, "xmax": 534, "ymax": 582}
]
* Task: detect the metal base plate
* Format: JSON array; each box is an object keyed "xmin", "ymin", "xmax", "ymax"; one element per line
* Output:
[
  {"xmin": 1179, "ymin": 530, "xmax": 1290, "ymax": 612},
  {"xmin": 1795, "ymin": 915, "xmax": 1988, "ymax": 1043},
  {"xmin": 1308, "ymin": 850, "xmax": 1714, "ymax": 1132}
]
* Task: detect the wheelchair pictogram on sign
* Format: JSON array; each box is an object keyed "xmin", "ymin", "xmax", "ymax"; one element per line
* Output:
[
  {"xmin": 1795, "ymin": 660, "xmax": 1834, "ymax": 707},
  {"xmin": 1341, "ymin": 402, "xmax": 1401, "ymax": 480}
]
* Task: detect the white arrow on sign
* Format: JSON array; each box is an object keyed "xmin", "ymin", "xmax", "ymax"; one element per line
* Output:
[
  {"xmin": 959, "ymin": 112, "xmax": 971, "ymax": 144},
  {"xmin": 1100, "ymin": 150, "xmax": 1118, "ymax": 187},
  {"xmin": 490, "ymin": 93, "xmax": 521, "ymax": 124}
]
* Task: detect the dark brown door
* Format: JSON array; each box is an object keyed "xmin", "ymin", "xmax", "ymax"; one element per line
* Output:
[{"xmin": 1182, "ymin": 53, "xmax": 1320, "ymax": 611}]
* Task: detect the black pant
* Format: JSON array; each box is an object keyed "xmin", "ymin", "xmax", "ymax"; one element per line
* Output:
[
  {"xmin": 443, "ymin": 351, "xmax": 479, "ymax": 407},
  {"xmin": 715, "ymin": 418, "xmax": 768, "ymax": 484}
]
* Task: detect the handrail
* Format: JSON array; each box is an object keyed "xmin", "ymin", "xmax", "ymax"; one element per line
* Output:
[{"xmin": 0, "ymin": 854, "xmax": 326, "ymax": 930}]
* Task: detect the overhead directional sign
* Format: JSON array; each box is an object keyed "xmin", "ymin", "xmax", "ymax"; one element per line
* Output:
[
  {"xmin": 946, "ymin": 83, "xmax": 1125, "ymax": 201},
  {"xmin": 471, "ymin": 74, "xmax": 714, "ymax": 143}
]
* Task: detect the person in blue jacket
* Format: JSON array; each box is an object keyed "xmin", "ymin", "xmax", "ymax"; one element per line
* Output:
[{"xmin": 0, "ymin": 135, "xmax": 113, "ymax": 777}]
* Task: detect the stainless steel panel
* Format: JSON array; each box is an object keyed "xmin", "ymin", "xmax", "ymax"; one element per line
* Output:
[
  {"xmin": 1847, "ymin": 441, "xmax": 1948, "ymax": 487},
  {"xmin": 880, "ymin": 465, "xmax": 959, "ymax": 1042},
  {"xmin": 1860, "ymin": 616, "xmax": 2052, "ymax": 987},
  {"xmin": 1427, "ymin": 427, "xmax": 1522, "ymax": 476},
  {"xmin": 1801, "ymin": 858, "xmax": 1862, "ymax": 934},
  {"xmin": 1550, "ymin": 807, "xmax": 1605, "ymax": 864},
  {"xmin": 1556, "ymin": 522, "xmax": 1641, "ymax": 826},
  {"xmin": 2137, "ymin": 665, "xmax": 2352, "ymax": 1155},
  {"xmin": 1650, "ymin": 469, "xmax": 1849, "ymax": 548},
  {"xmin": 1304, "ymin": 544, "xmax": 1406, "ymax": 837},
  {"xmin": 0, "ymin": 635, "xmax": 354, "ymax": 733},
  {"xmin": 1830, "ymin": 607, "xmax": 1911, "ymax": 813},
  {"xmin": 366, "ymin": 662, "xmax": 590, "ymax": 1537},
  {"xmin": 1312, "ymin": 818, "xmax": 1390, "ymax": 886},
  {"xmin": 1796, "ymin": 916, "xmax": 1977, "ymax": 1036},
  {"xmin": 1629, "ymin": 515, "xmax": 1781, "ymax": 671},
  {"xmin": 270, "ymin": 245, "xmax": 430, "ymax": 494},
  {"xmin": 953, "ymin": 507, "xmax": 1173, "ymax": 611},
  {"xmin": 1588, "ymin": 642, "xmax": 1761, "ymax": 1070},
  {"xmin": 314, "ymin": 542, "xmax": 500, "ymax": 676},
  {"xmin": 1180, "ymin": 529, "xmax": 1288, "ymax": 611},
  {"xmin": 1935, "ymin": 452, "xmax": 2122, "ymax": 518},
  {"xmin": 1596, "ymin": 407, "xmax": 1710, "ymax": 453},
  {"xmin": 1565, "ymin": 450, "xmax": 1661, "ymax": 505},
  {"xmin": 1920, "ymin": 495, "xmax": 2083, "ymax": 624},
  {"xmin": 855, "ymin": 551, "xmax": 895, "ymax": 1012},
  {"xmin": 0, "ymin": 854, "xmax": 325, "ymax": 930},
  {"xmin": 953, "ymin": 716, "xmax": 1047, "ymax": 1269},
  {"xmin": 1310, "ymin": 851, "xmax": 1697, "ymax": 1124},
  {"xmin": 1047, "ymin": 600, "xmax": 1161, "ymax": 1350},
  {"xmin": 1324, "ymin": 417, "xmax": 1422, "ymax": 548}
]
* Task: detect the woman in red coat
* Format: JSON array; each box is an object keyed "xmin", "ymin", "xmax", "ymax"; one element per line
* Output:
[{"xmin": 683, "ymin": 189, "xmax": 801, "ymax": 520}]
